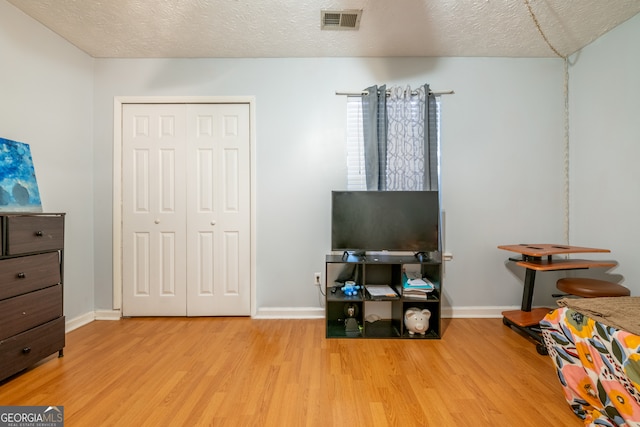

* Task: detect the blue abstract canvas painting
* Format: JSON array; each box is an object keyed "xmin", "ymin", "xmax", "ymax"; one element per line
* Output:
[{"xmin": 0, "ymin": 137, "xmax": 43, "ymax": 212}]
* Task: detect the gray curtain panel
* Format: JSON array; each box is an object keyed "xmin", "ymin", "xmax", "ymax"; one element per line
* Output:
[
  {"xmin": 424, "ymin": 84, "xmax": 439, "ymax": 191},
  {"xmin": 362, "ymin": 85, "xmax": 387, "ymax": 190}
]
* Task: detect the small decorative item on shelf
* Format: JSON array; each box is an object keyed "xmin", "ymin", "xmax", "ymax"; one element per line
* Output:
[
  {"xmin": 344, "ymin": 303, "xmax": 360, "ymax": 336},
  {"xmin": 341, "ymin": 280, "xmax": 360, "ymax": 296},
  {"xmin": 404, "ymin": 307, "xmax": 431, "ymax": 335}
]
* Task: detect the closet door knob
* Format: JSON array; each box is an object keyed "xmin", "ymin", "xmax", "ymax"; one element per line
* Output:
[
  {"xmin": 211, "ymin": 221, "xmax": 216, "ymax": 226},
  {"xmin": 154, "ymin": 219, "xmax": 160, "ymax": 224}
]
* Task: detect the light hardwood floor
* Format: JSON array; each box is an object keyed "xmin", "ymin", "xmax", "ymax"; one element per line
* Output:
[{"xmin": 0, "ymin": 317, "xmax": 581, "ymax": 426}]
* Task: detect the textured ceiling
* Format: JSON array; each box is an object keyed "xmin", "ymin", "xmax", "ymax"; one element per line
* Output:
[{"xmin": 6, "ymin": 0, "xmax": 640, "ymax": 58}]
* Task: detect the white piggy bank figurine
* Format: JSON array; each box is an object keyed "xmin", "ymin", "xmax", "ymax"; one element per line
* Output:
[{"xmin": 404, "ymin": 307, "xmax": 431, "ymax": 335}]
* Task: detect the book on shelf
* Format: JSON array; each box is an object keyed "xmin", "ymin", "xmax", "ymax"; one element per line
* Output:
[
  {"xmin": 402, "ymin": 275, "xmax": 435, "ymax": 294},
  {"xmin": 404, "ymin": 277, "xmax": 435, "ymax": 289},
  {"xmin": 365, "ymin": 285, "xmax": 399, "ymax": 299},
  {"xmin": 401, "ymin": 273, "xmax": 435, "ymax": 300},
  {"xmin": 402, "ymin": 288, "xmax": 431, "ymax": 300}
]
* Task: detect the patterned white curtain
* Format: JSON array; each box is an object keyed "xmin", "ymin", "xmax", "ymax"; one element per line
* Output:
[{"xmin": 386, "ymin": 85, "xmax": 427, "ymax": 190}]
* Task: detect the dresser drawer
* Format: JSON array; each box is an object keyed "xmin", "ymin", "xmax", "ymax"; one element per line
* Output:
[
  {"xmin": 0, "ymin": 316, "xmax": 65, "ymax": 381},
  {"xmin": 4, "ymin": 215, "xmax": 64, "ymax": 255},
  {"xmin": 0, "ymin": 252, "xmax": 61, "ymax": 300},
  {"xmin": 0, "ymin": 284, "xmax": 62, "ymax": 341}
]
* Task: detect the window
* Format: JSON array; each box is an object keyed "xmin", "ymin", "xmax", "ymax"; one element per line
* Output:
[
  {"xmin": 346, "ymin": 96, "xmax": 366, "ymax": 190},
  {"xmin": 346, "ymin": 95, "xmax": 441, "ymax": 190}
]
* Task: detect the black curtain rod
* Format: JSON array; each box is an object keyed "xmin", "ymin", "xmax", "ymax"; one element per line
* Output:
[{"xmin": 335, "ymin": 89, "xmax": 454, "ymax": 97}]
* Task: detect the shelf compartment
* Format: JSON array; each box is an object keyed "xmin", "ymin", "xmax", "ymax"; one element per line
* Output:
[
  {"xmin": 399, "ymin": 300, "xmax": 440, "ymax": 338},
  {"xmin": 326, "ymin": 320, "xmax": 362, "ymax": 338},
  {"xmin": 363, "ymin": 319, "xmax": 401, "ymax": 338}
]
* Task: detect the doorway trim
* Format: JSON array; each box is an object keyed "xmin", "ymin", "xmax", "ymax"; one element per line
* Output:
[{"xmin": 112, "ymin": 96, "xmax": 257, "ymax": 317}]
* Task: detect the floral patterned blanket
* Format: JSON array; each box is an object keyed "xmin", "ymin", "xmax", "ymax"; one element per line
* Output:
[{"xmin": 541, "ymin": 307, "xmax": 640, "ymax": 426}]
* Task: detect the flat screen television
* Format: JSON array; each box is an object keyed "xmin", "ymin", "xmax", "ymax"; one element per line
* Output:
[{"xmin": 331, "ymin": 191, "xmax": 439, "ymax": 254}]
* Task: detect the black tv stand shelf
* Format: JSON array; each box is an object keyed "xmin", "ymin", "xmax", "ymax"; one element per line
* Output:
[{"xmin": 325, "ymin": 254, "xmax": 443, "ymax": 339}]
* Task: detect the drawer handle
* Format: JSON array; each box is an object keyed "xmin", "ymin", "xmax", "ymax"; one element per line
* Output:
[
  {"xmin": 35, "ymin": 231, "xmax": 44, "ymax": 237},
  {"xmin": 17, "ymin": 272, "xmax": 26, "ymax": 279},
  {"xmin": 22, "ymin": 347, "xmax": 31, "ymax": 354}
]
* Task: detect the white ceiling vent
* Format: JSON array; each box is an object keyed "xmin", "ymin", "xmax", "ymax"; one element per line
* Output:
[{"xmin": 321, "ymin": 10, "xmax": 362, "ymax": 31}]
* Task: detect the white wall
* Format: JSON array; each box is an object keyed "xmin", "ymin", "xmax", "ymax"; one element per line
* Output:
[
  {"xmin": 0, "ymin": 1, "xmax": 95, "ymax": 321},
  {"xmin": 570, "ymin": 13, "xmax": 640, "ymax": 293},
  {"xmin": 92, "ymin": 57, "xmax": 566, "ymax": 314}
]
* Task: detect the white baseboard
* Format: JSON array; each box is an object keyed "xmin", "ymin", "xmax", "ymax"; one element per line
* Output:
[
  {"xmin": 254, "ymin": 306, "xmax": 525, "ymax": 319},
  {"xmin": 65, "ymin": 309, "xmax": 121, "ymax": 333},
  {"xmin": 254, "ymin": 307, "xmax": 325, "ymax": 319},
  {"xmin": 95, "ymin": 309, "xmax": 122, "ymax": 320},
  {"xmin": 64, "ymin": 312, "xmax": 96, "ymax": 333},
  {"xmin": 64, "ymin": 306, "xmax": 526, "ymax": 328},
  {"xmin": 443, "ymin": 306, "xmax": 521, "ymax": 318}
]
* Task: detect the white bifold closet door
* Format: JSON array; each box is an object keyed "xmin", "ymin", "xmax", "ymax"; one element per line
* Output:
[{"xmin": 122, "ymin": 103, "xmax": 250, "ymax": 316}]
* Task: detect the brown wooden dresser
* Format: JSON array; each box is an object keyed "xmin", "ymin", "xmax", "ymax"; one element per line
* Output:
[{"xmin": 0, "ymin": 213, "xmax": 65, "ymax": 381}]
